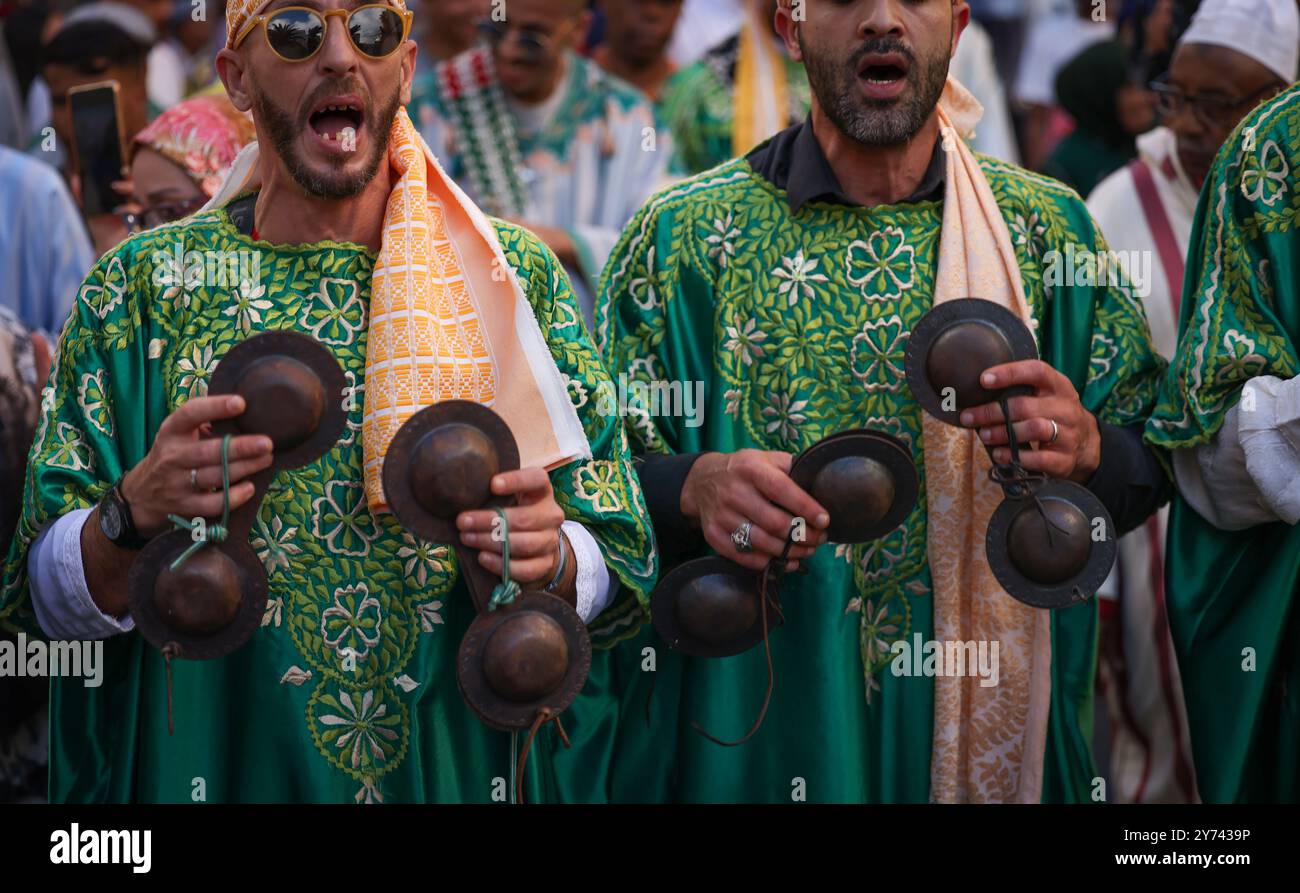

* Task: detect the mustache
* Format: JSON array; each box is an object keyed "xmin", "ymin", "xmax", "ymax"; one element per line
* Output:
[
  {"xmin": 850, "ymin": 38, "xmax": 917, "ymax": 70},
  {"xmin": 298, "ymin": 77, "xmax": 372, "ymax": 122}
]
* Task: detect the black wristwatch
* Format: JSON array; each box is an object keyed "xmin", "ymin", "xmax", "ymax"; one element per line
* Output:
[{"xmin": 98, "ymin": 475, "xmax": 149, "ymax": 550}]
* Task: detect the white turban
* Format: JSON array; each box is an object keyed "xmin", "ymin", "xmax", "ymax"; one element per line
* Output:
[{"xmin": 1179, "ymin": 0, "xmax": 1300, "ymax": 83}]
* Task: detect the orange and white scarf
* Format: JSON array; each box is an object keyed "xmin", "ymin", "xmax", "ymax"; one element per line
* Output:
[
  {"xmin": 923, "ymin": 78, "xmax": 1052, "ymax": 803},
  {"xmin": 215, "ymin": 1, "xmax": 590, "ymax": 512}
]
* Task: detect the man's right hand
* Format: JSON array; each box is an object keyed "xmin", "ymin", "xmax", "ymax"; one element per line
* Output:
[
  {"xmin": 680, "ymin": 450, "xmax": 830, "ymax": 572},
  {"xmin": 119, "ymin": 395, "xmax": 274, "ymax": 538}
]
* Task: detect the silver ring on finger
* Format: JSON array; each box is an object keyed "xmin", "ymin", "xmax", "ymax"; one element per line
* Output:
[
  {"xmin": 731, "ymin": 521, "xmax": 754, "ymax": 553},
  {"xmin": 190, "ymin": 468, "xmax": 200, "ymax": 492},
  {"xmin": 1046, "ymin": 418, "xmax": 1060, "ymax": 446}
]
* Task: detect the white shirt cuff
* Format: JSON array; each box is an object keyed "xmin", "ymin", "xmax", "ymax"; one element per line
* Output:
[
  {"xmin": 29, "ymin": 507, "xmax": 135, "ymax": 640},
  {"xmin": 561, "ymin": 520, "xmax": 614, "ymax": 624}
]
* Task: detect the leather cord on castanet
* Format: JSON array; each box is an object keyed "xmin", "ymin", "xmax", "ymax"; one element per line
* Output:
[{"xmin": 690, "ymin": 528, "xmax": 796, "ymax": 747}]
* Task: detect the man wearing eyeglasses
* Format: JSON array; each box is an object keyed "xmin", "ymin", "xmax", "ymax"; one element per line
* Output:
[
  {"xmin": 0, "ymin": 0, "xmax": 658, "ymax": 804},
  {"xmin": 407, "ymin": 0, "xmax": 673, "ymax": 329},
  {"xmin": 1085, "ymin": 0, "xmax": 1297, "ymax": 805},
  {"xmin": 1145, "ymin": 0, "xmax": 1300, "ymax": 803}
]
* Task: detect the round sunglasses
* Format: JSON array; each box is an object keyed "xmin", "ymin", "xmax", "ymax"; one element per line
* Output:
[{"xmin": 232, "ymin": 4, "xmax": 414, "ymax": 63}]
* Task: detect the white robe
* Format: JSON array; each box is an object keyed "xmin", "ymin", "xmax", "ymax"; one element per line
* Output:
[{"xmin": 1086, "ymin": 125, "xmax": 1200, "ymax": 803}]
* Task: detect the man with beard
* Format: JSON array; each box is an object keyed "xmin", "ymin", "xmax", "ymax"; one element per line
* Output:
[
  {"xmin": 407, "ymin": 0, "xmax": 670, "ymax": 328},
  {"xmin": 0, "ymin": 0, "xmax": 656, "ymax": 804},
  {"xmin": 1084, "ymin": 0, "xmax": 1297, "ymax": 805},
  {"xmin": 599, "ymin": 0, "xmax": 1170, "ymax": 802}
]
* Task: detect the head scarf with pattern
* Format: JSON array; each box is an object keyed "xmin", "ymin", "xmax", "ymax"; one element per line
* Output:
[{"xmin": 133, "ymin": 95, "xmax": 258, "ymax": 198}]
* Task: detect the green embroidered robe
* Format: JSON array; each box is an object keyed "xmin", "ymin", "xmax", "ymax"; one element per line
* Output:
[
  {"xmin": 658, "ymin": 33, "xmax": 811, "ymax": 176},
  {"xmin": 1146, "ymin": 86, "xmax": 1300, "ymax": 803},
  {"xmin": 0, "ymin": 206, "xmax": 656, "ymax": 804},
  {"xmin": 598, "ymin": 153, "xmax": 1165, "ymax": 803}
]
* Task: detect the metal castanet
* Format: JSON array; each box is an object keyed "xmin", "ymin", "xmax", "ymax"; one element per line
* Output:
[
  {"xmin": 904, "ymin": 297, "xmax": 1038, "ymax": 426},
  {"xmin": 906, "ymin": 298, "xmax": 1117, "ymax": 608},
  {"xmin": 651, "ymin": 556, "xmax": 770, "ymax": 659},
  {"xmin": 646, "ymin": 428, "xmax": 920, "ymax": 746},
  {"xmin": 985, "ymin": 478, "xmax": 1115, "ymax": 610},
  {"xmin": 456, "ymin": 591, "xmax": 592, "ymax": 731},
  {"xmin": 128, "ymin": 330, "xmax": 348, "ymax": 664},
  {"xmin": 650, "ymin": 429, "xmax": 919, "ymax": 661},
  {"xmin": 382, "ymin": 400, "xmax": 519, "ymax": 614},
  {"xmin": 382, "ymin": 402, "xmax": 592, "ymax": 790},
  {"xmin": 788, "ymin": 429, "xmax": 918, "ymax": 544}
]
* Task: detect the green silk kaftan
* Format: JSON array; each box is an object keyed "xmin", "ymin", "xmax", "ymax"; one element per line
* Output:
[
  {"xmin": 598, "ymin": 151, "xmax": 1165, "ymax": 803},
  {"xmin": 0, "ymin": 204, "xmax": 657, "ymax": 803},
  {"xmin": 1145, "ymin": 86, "xmax": 1300, "ymax": 803}
]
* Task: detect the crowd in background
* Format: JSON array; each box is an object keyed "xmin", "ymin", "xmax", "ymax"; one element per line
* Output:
[{"xmin": 0, "ymin": 0, "xmax": 1296, "ymax": 804}]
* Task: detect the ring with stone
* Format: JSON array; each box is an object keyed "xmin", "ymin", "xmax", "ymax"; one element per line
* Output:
[{"xmin": 731, "ymin": 521, "xmax": 754, "ymax": 553}]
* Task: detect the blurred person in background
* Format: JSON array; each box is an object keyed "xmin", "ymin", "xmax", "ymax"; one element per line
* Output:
[
  {"xmin": 411, "ymin": 0, "xmax": 490, "ymax": 72},
  {"xmin": 0, "ymin": 306, "xmax": 51, "ymax": 804},
  {"xmin": 165, "ymin": 0, "xmax": 225, "ymax": 96},
  {"xmin": 39, "ymin": 3, "xmax": 155, "ymax": 176},
  {"xmin": 1086, "ymin": 0, "xmax": 1297, "ymax": 805},
  {"xmin": 666, "ymin": 0, "xmax": 743, "ymax": 67},
  {"xmin": 121, "ymin": 0, "xmax": 189, "ymax": 111},
  {"xmin": 1042, "ymin": 39, "xmax": 1155, "ymax": 195},
  {"xmin": 41, "ymin": 5, "xmax": 157, "ymax": 254},
  {"xmin": 0, "ymin": 18, "xmax": 24, "ymax": 148},
  {"xmin": 950, "ymin": 15, "xmax": 1019, "ymax": 162},
  {"xmin": 0, "ymin": 145, "xmax": 95, "ymax": 334},
  {"xmin": 409, "ymin": 0, "xmax": 670, "ymax": 327},
  {"xmin": 659, "ymin": 0, "xmax": 810, "ymax": 174},
  {"xmin": 1014, "ymin": 0, "xmax": 1115, "ymax": 171},
  {"xmin": 5, "ymin": 2, "xmax": 69, "ymax": 153},
  {"xmin": 591, "ymin": 0, "xmax": 683, "ymax": 102},
  {"xmin": 970, "ymin": 0, "xmax": 1029, "ymax": 96},
  {"xmin": 86, "ymin": 92, "xmax": 258, "ymax": 250}
]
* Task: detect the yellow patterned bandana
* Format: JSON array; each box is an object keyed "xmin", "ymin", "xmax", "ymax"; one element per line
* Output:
[
  {"xmin": 217, "ymin": 0, "xmax": 590, "ymax": 512},
  {"xmin": 224, "ymin": 0, "xmax": 410, "ymax": 48}
]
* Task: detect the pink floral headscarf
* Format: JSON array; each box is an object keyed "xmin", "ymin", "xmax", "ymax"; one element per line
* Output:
[{"xmin": 133, "ymin": 95, "xmax": 258, "ymax": 198}]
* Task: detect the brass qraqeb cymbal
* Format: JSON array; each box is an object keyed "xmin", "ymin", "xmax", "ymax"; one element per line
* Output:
[
  {"xmin": 985, "ymin": 480, "xmax": 1116, "ymax": 609},
  {"xmin": 128, "ymin": 531, "xmax": 267, "ymax": 660},
  {"xmin": 382, "ymin": 401, "xmax": 520, "ymax": 545},
  {"xmin": 788, "ymin": 429, "xmax": 918, "ymax": 544},
  {"xmin": 650, "ymin": 556, "xmax": 770, "ymax": 658},
  {"xmin": 456, "ymin": 592, "xmax": 592, "ymax": 731},
  {"xmin": 904, "ymin": 298, "xmax": 1039, "ymax": 426},
  {"xmin": 128, "ymin": 331, "xmax": 347, "ymax": 662},
  {"xmin": 207, "ymin": 330, "xmax": 348, "ymax": 473}
]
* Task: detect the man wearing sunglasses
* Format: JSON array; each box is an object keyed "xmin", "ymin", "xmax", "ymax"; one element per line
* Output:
[
  {"xmin": 1, "ymin": 0, "xmax": 658, "ymax": 805},
  {"xmin": 407, "ymin": 0, "xmax": 671, "ymax": 328},
  {"xmin": 1085, "ymin": 0, "xmax": 1297, "ymax": 806}
]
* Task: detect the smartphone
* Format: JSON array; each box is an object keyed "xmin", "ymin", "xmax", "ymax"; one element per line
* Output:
[{"xmin": 68, "ymin": 81, "xmax": 128, "ymax": 217}]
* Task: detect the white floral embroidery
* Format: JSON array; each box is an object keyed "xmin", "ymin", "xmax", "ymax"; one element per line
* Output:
[
  {"xmin": 224, "ymin": 278, "xmax": 272, "ymax": 335},
  {"xmin": 723, "ymin": 317, "xmax": 767, "ymax": 366},
  {"xmin": 762, "ymin": 391, "xmax": 808, "ymax": 441},
  {"xmin": 705, "ymin": 213, "xmax": 740, "ymax": 267},
  {"xmin": 176, "ymin": 344, "xmax": 216, "ymax": 397},
  {"xmin": 772, "ymin": 250, "xmax": 829, "ymax": 305}
]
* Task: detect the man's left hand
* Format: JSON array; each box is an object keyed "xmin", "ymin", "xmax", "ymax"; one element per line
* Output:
[
  {"xmin": 456, "ymin": 467, "xmax": 566, "ymax": 586},
  {"xmin": 958, "ymin": 359, "xmax": 1101, "ymax": 483}
]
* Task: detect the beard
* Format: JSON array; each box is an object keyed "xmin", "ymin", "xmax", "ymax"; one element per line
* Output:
[
  {"xmin": 801, "ymin": 34, "xmax": 951, "ymax": 147},
  {"xmin": 250, "ymin": 78, "xmax": 402, "ymax": 200}
]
